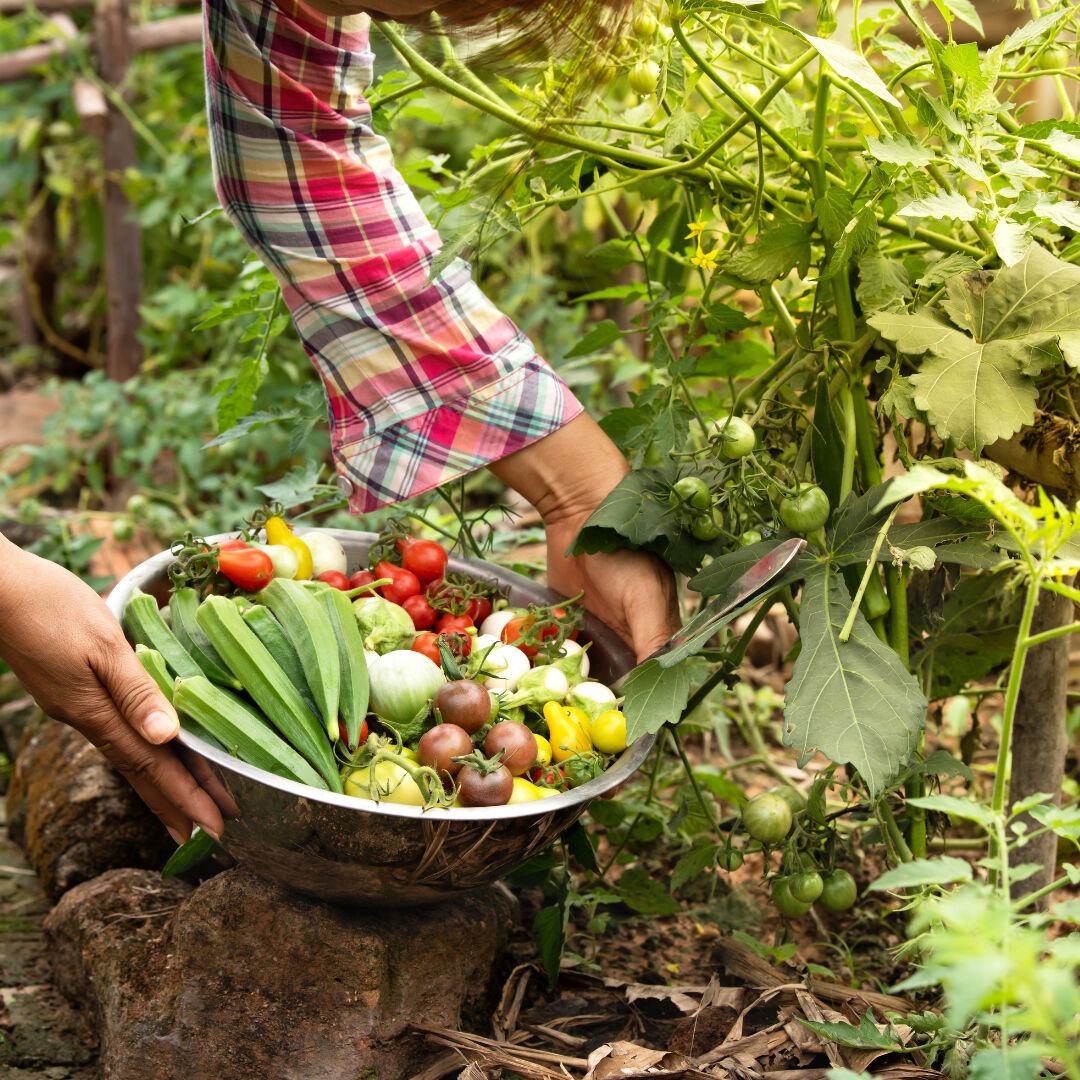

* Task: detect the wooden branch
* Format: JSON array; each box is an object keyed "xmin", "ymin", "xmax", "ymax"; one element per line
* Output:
[
  {"xmin": 97, "ymin": 0, "xmax": 142, "ymax": 381},
  {"xmin": 986, "ymin": 412, "xmax": 1080, "ymax": 504},
  {"xmin": 0, "ymin": 13, "xmax": 201, "ymax": 82},
  {"xmin": 73, "ymin": 75, "xmax": 107, "ymax": 134},
  {"xmin": 128, "ymin": 12, "xmax": 200, "ymax": 50}
]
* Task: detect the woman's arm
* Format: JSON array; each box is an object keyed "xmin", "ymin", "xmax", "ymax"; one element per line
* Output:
[
  {"xmin": 0, "ymin": 533, "xmax": 231, "ymax": 842},
  {"xmin": 203, "ymin": 0, "xmax": 678, "ymax": 656}
]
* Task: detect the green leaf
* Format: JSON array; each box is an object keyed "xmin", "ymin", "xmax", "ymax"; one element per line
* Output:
[
  {"xmin": 941, "ymin": 39, "xmax": 981, "ymax": 79},
  {"xmin": 856, "ymin": 256, "xmax": 911, "ymax": 313},
  {"xmin": 867, "ymin": 856, "xmax": 972, "ymax": 891},
  {"xmin": 161, "ymin": 828, "xmax": 219, "ymax": 878},
  {"xmin": 534, "ymin": 898, "xmax": 569, "ymax": 987},
  {"xmin": 913, "ymin": 572, "xmax": 1020, "ymax": 698},
  {"xmin": 693, "ymin": 766, "xmax": 747, "ymax": 806},
  {"xmin": 725, "ymin": 222, "xmax": 812, "ymax": 285},
  {"xmin": 815, "ymin": 188, "xmax": 854, "ymax": 244},
  {"xmin": 563, "ymin": 820, "xmax": 599, "ymax": 873},
  {"xmin": 802, "ymin": 34, "xmax": 902, "ymax": 108},
  {"xmin": 620, "ymin": 659, "xmax": 692, "ymax": 743},
  {"xmin": 1029, "ymin": 802, "xmax": 1080, "ymax": 843},
  {"xmin": 670, "ymin": 844, "xmax": 717, "ymax": 893},
  {"xmin": 799, "ymin": 1010, "xmax": 901, "ymax": 1050},
  {"xmin": 617, "ymin": 867, "xmax": 681, "ymax": 915},
  {"xmin": 906, "ymin": 794, "xmax": 996, "ymax": 829},
  {"xmin": 935, "ymin": 0, "xmax": 982, "ymax": 33},
  {"xmin": 256, "ymin": 462, "xmax": 324, "ymax": 507},
  {"xmin": 564, "ymin": 319, "xmax": 625, "ymax": 358},
  {"xmin": 992, "ymin": 218, "xmax": 1032, "ymax": 267},
  {"xmin": 1001, "ymin": 9, "xmax": 1071, "ymax": 53},
  {"xmin": 783, "ymin": 565, "xmax": 926, "ymax": 797},
  {"xmin": 216, "ymin": 350, "xmax": 267, "ymax": 434},
  {"xmin": 915, "ymin": 253, "xmax": 979, "ymax": 288},
  {"xmin": 664, "ymin": 109, "xmax": 703, "ymax": 155},
  {"xmin": 865, "ymin": 135, "xmax": 934, "ymax": 167},
  {"xmin": 869, "ymin": 309, "xmax": 1038, "ymax": 453},
  {"xmin": 823, "ymin": 204, "xmax": 878, "ymax": 279},
  {"xmin": 897, "ymin": 193, "xmax": 977, "ymax": 222},
  {"xmin": 909, "ymin": 748, "xmax": 974, "ymax": 782},
  {"xmin": 571, "ymin": 470, "xmax": 670, "ymax": 550}
]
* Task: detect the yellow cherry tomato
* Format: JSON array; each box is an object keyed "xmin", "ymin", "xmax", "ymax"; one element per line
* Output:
[
  {"xmin": 264, "ymin": 515, "xmax": 313, "ymax": 580},
  {"xmin": 591, "ymin": 709, "xmax": 628, "ymax": 754},
  {"xmin": 542, "ymin": 701, "xmax": 592, "ymax": 763},
  {"xmin": 534, "ymin": 733, "xmax": 553, "ymax": 767},
  {"xmin": 344, "ymin": 760, "xmax": 424, "ymax": 805},
  {"xmin": 507, "ymin": 777, "xmax": 544, "ymax": 803}
]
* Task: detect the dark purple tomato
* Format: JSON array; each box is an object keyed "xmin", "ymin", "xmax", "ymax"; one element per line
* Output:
[{"xmin": 417, "ymin": 724, "xmax": 474, "ymax": 778}]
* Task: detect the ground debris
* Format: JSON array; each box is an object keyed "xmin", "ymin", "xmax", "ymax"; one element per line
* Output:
[{"xmin": 413, "ymin": 938, "xmax": 946, "ymax": 1080}]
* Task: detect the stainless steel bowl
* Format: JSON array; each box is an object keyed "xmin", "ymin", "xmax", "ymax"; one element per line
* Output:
[{"xmin": 106, "ymin": 530, "xmax": 652, "ymax": 906}]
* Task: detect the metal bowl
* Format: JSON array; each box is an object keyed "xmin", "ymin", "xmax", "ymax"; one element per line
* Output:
[{"xmin": 106, "ymin": 530, "xmax": 652, "ymax": 906}]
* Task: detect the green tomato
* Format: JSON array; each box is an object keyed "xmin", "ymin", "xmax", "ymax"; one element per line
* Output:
[
  {"xmin": 1037, "ymin": 46, "xmax": 1069, "ymax": 71},
  {"xmin": 739, "ymin": 529, "xmax": 763, "ymax": 547},
  {"xmin": 786, "ymin": 69, "xmax": 805, "ymax": 94},
  {"xmin": 690, "ymin": 509, "xmax": 723, "ymax": 541},
  {"xmin": 562, "ymin": 753, "xmax": 604, "ymax": 789},
  {"xmin": 628, "ymin": 59, "xmax": 660, "ymax": 96},
  {"xmin": 125, "ymin": 493, "xmax": 149, "ymax": 516},
  {"xmin": 768, "ymin": 785, "xmax": 807, "ymax": 814},
  {"xmin": 711, "ymin": 415, "xmax": 756, "ymax": 459},
  {"xmin": 344, "ymin": 760, "xmax": 425, "ymax": 806},
  {"xmin": 779, "ymin": 485, "xmax": 830, "ymax": 533},
  {"xmin": 818, "ymin": 869, "xmax": 857, "ymax": 912},
  {"xmin": 632, "ymin": 10, "xmax": 659, "ymax": 40},
  {"xmin": 669, "ymin": 475, "xmax": 711, "ymax": 510},
  {"xmin": 111, "ymin": 518, "xmax": 135, "ymax": 542},
  {"xmin": 790, "ymin": 870, "xmax": 823, "ymax": 904},
  {"xmin": 742, "ymin": 791, "xmax": 793, "ymax": 844},
  {"xmin": 772, "ymin": 876, "xmax": 813, "ymax": 918},
  {"xmin": 717, "ymin": 847, "xmax": 744, "ymax": 871}
]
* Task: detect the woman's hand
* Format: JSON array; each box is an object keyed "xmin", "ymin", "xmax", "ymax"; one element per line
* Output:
[
  {"xmin": 488, "ymin": 414, "xmax": 680, "ymax": 661},
  {"xmin": 0, "ymin": 534, "xmax": 232, "ymax": 844}
]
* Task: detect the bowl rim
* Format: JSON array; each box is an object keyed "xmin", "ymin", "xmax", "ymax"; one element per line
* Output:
[{"xmin": 106, "ymin": 529, "xmax": 655, "ymax": 822}]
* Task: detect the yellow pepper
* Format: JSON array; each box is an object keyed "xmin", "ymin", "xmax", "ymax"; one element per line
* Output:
[
  {"xmin": 542, "ymin": 701, "xmax": 592, "ymax": 763},
  {"xmin": 591, "ymin": 709, "xmax": 628, "ymax": 754},
  {"xmin": 265, "ymin": 516, "xmax": 313, "ymax": 580},
  {"xmin": 507, "ymin": 777, "xmax": 544, "ymax": 803},
  {"xmin": 534, "ymin": 733, "xmax": 553, "ymax": 767}
]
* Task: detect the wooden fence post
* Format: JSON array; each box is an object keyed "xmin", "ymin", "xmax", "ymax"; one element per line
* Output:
[{"xmin": 95, "ymin": 0, "xmax": 143, "ymax": 381}]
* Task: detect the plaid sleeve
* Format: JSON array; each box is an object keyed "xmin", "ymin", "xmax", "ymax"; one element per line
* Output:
[{"xmin": 203, "ymin": 0, "xmax": 582, "ymax": 513}]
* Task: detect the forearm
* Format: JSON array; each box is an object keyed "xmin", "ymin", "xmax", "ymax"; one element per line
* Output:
[{"xmin": 487, "ymin": 414, "xmax": 629, "ymax": 526}]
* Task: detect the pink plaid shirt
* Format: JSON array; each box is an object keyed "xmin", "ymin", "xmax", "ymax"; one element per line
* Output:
[{"xmin": 203, "ymin": 0, "xmax": 582, "ymax": 512}]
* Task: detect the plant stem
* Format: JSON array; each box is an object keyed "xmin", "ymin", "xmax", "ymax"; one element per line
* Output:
[
  {"xmin": 992, "ymin": 578, "xmax": 1042, "ymax": 815},
  {"xmin": 668, "ymin": 728, "xmax": 722, "ymax": 832},
  {"xmin": 839, "ymin": 506, "xmax": 900, "ymax": 642},
  {"xmin": 838, "ymin": 384, "xmax": 857, "ymax": 506}
]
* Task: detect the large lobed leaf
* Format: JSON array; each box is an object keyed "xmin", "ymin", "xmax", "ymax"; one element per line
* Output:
[
  {"xmin": 783, "ymin": 565, "xmax": 926, "ymax": 797},
  {"xmin": 870, "ymin": 246, "xmax": 1080, "ymax": 451}
]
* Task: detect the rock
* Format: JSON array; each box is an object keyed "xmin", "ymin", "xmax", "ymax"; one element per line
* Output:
[
  {"xmin": 6, "ymin": 721, "xmax": 173, "ymax": 901},
  {"xmin": 46, "ymin": 866, "xmax": 515, "ymax": 1080}
]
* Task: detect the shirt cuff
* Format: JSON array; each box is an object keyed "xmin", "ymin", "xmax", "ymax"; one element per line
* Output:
[{"xmin": 332, "ymin": 358, "xmax": 584, "ymax": 513}]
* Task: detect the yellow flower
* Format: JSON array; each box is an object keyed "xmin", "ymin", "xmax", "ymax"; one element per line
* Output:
[
  {"xmin": 685, "ymin": 212, "xmax": 710, "ymax": 241},
  {"xmin": 690, "ymin": 246, "xmax": 719, "ymax": 269}
]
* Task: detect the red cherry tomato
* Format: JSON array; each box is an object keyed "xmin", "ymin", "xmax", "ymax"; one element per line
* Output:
[
  {"xmin": 398, "ymin": 538, "xmax": 448, "ymax": 585},
  {"xmin": 529, "ymin": 764, "xmax": 567, "ymax": 789},
  {"xmin": 316, "ymin": 570, "xmax": 351, "ymax": 591},
  {"xmin": 375, "ymin": 560, "xmax": 421, "ymax": 605},
  {"xmin": 340, "ymin": 718, "xmax": 369, "ymax": 753},
  {"xmin": 501, "ymin": 615, "xmax": 538, "ymax": 658},
  {"xmin": 402, "ymin": 593, "xmax": 437, "ymax": 631},
  {"xmin": 465, "ymin": 596, "xmax": 492, "ymax": 625},
  {"xmin": 436, "ymin": 613, "xmax": 474, "ymax": 636},
  {"xmin": 411, "ymin": 632, "xmax": 442, "ymax": 665},
  {"xmin": 217, "ymin": 538, "xmax": 249, "ymax": 552},
  {"xmin": 349, "ymin": 569, "xmax": 379, "ymax": 594},
  {"xmin": 217, "ymin": 546, "xmax": 274, "ymax": 591}
]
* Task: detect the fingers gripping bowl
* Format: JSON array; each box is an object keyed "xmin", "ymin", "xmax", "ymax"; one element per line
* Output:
[{"xmin": 107, "ymin": 530, "xmax": 652, "ymax": 906}]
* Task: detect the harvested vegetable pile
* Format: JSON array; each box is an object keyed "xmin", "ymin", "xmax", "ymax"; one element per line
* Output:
[{"xmin": 123, "ymin": 514, "xmax": 635, "ymax": 814}]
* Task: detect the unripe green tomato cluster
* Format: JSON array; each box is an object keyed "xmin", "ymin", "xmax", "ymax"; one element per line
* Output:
[{"xmin": 772, "ymin": 868, "xmax": 856, "ymax": 919}]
